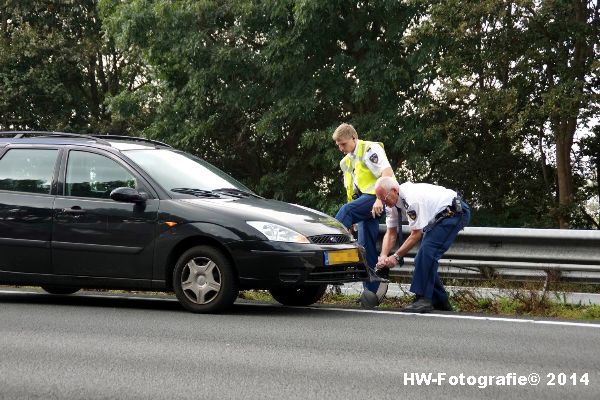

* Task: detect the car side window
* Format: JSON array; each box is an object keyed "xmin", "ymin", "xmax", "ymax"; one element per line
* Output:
[
  {"xmin": 0, "ymin": 148, "xmax": 58, "ymax": 194},
  {"xmin": 65, "ymin": 151, "xmax": 137, "ymax": 199}
]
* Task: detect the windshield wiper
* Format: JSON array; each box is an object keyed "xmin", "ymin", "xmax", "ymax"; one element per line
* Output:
[
  {"xmin": 171, "ymin": 188, "xmax": 221, "ymax": 198},
  {"xmin": 212, "ymin": 188, "xmax": 262, "ymax": 198}
]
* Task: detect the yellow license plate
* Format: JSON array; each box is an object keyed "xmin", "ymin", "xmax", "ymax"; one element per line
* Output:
[{"xmin": 324, "ymin": 249, "xmax": 359, "ymax": 265}]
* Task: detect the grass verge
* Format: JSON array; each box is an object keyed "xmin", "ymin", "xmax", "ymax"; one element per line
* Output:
[{"xmin": 240, "ymin": 288, "xmax": 600, "ymax": 321}]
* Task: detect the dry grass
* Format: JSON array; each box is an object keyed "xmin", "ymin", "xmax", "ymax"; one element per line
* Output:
[{"xmin": 240, "ymin": 286, "xmax": 600, "ymax": 321}]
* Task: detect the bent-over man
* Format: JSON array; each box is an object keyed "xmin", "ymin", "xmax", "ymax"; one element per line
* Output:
[{"xmin": 375, "ymin": 177, "xmax": 470, "ymax": 313}]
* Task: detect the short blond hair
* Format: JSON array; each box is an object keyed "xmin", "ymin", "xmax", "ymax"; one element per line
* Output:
[{"xmin": 332, "ymin": 123, "xmax": 358, "ymax": 141}]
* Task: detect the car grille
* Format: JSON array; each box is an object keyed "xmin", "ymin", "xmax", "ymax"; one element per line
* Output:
[
  {"xmin": 308, "ymin": 234, "xmax": 352, "ymax": 244},
  {"xmin": 279, "ymin": 265, "xmax": 368, "ymax": 284}
]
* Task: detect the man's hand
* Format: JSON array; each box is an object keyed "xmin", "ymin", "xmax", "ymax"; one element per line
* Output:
[
  {"xmin": 377, "ymin": 254, "xmax": 402, "ymax": 268},
  {"xmin": 380, "ymin": 256, "xmax": 397, "ymax": 268},
  {"xmin": 371, "ymin": 197, "xmax": 384, "ymax": 218}
]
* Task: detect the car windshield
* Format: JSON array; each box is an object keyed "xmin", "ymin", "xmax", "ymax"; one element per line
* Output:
[{"xmin": 124, "ymin": 149, "xmax": 254, "ymax": 194}]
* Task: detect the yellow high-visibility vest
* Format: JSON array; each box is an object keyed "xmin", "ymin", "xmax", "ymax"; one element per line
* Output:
[{"xmin": 339, "ymin": 140, "xmax": 384, "ymax": 203}]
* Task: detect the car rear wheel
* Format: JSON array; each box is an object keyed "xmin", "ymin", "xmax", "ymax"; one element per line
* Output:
[
  {"xmin": 41, "ymin": 286, "xmax": 80, "ymax": 295},
  {"xmin": 269, "ymin": 284, "xmax": 327, "ymax": 306},
  {"xmin": 173, "ymin": 245, "xmax": 238, "ymax": 313}
]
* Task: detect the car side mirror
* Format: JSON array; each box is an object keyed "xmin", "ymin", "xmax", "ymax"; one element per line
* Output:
[{"xmin": 110, "ymin": 187, "xmax": 148, "ymax": 203}]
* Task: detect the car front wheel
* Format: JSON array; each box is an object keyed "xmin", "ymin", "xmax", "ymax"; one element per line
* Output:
[
  {"xmin": 173, "ymin": 245, "xmax": 238, "ymax": 313},
  {"xmin": 269, "ymin": 284, "xmax": 327, "ymax": 306}
]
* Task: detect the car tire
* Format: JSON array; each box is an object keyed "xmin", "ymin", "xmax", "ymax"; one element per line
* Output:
[
  {"xmin": 173, "ymin": 245, "xmax": 238, "ymax": 313},
  {"xmin": 269, "ymin": 284, "xmax": 327, "ymax": 306},
  {"xmin": 41, "ymin": 286, "xmax": 80, "ymax": 295}
]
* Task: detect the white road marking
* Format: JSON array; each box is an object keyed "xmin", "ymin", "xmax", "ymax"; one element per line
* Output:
[
  {"xmin": 309, "ymin": 306, "xmax": 600, "ymax": 329},
  {"xmin": 2, "ymin": 288, "xmax": 598, "ymax": 328}
]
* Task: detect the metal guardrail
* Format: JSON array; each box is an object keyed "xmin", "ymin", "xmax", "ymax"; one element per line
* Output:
[{"xmin": 378, "ymin": 225, "xmax": 600, "ymax": 284}]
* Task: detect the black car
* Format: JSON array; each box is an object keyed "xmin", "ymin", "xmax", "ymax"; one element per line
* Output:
[{"xmin": 0, "ymin": 132, "xmax": 370, "ymax": 313}]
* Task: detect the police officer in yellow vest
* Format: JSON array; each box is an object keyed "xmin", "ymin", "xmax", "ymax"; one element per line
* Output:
[{"xmin": 332, "ymin": 123, "xmax": 394, "ymax": 305}]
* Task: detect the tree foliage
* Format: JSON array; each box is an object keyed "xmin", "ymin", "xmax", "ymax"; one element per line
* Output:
[
  {"xmin": 398, "ymin": 0, "xmax": 600, "ymax": 227},
  {"xmin": 0, "ymin": 0, "xmax": 153, "ymax": 133},
  {"xmin": 100, "ymin": 0, "xmax": 430, "ymax": 216},
  {"xmin": 1, "ymin": 0, "xmax": 598, "ymax": 228}
]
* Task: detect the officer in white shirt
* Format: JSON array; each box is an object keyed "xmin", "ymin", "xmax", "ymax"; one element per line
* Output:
[
  {"xmin": 375, "ymin": 176, "xmax": 471, "ymax": 313},
  {"xmin": 332, "ymin": 123, "xmax": 394, "ymax": 306}
]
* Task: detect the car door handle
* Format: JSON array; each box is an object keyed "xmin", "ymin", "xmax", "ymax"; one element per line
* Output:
[{"xmin": 62, "ymin": 206, "xmax": 85, "ymax": 214}]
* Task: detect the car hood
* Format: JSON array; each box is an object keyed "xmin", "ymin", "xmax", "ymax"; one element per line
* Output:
[{"xmin": 179, "ymin": 197, "xmax": 351, "ymax": 237}]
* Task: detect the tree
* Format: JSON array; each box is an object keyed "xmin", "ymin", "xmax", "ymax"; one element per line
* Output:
[
  {"xmin": 408, "ymin": 0, "xmax": 600, "ymax": 227},
  {"xmin": 0, "ymin": 0, "xmax": 153, "ymax": 133},
  {"xmin": 100, "ymin": 0, "xmax": 428, "ymax": 214},
  {"xmin": 96, "ymin": 0, "xmax": 600, "ymax": 227},
  {"xmin": 580, "ymin": 127, "xmax": 600, "ymax": 228},
  {"xmin": 528, "ymin": 0, "xmax": 599, "ymax": 228}
]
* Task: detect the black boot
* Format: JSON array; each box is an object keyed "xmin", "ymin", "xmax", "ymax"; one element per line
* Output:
[{"xmin": 402, "ymin": 297, "xmax": 433, "ymax": 313}]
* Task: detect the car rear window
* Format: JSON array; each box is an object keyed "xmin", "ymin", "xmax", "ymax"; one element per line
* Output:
[
  {"xmin": 65, "ymin": 151, "xmax": 137, "ymax": 199},
  {"xmin": 0, "ymin": 148, "xmax": 58, "ymax": 194}
]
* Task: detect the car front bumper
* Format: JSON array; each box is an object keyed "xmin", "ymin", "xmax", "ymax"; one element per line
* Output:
[{"xmin": 227, "ymin": 240, "xmax": 370, "ymax": 289}]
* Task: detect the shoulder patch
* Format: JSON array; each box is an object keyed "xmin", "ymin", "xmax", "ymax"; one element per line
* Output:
[
  {"xmin": 369, "ymin": 152, "xmax": 379, "ymax": 164},
  {"xmin": 406, "ymin": 205, "xmax": 417, "ymax": 221}
]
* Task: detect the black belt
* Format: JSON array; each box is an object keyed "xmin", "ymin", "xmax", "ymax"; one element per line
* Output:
[
  {"xmin": 434, "ymin": 206, "xmax": 456, "ymax": 220},
  {"xmin": 435, "ymin": 196, "xmax": 465, "ymax": 220},
  {"xmin": 425, "ymin": 197, "xmax": 464, "ymax": 231},
  {"xmin": 424, "ymin": 206, "xmax": 456, "ymax": 232}
]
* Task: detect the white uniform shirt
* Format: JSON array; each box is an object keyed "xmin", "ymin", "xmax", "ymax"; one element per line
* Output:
[
  {"xmin": 350, "ymin": 142, "xmax": 391, "ymax": 189},
  {"xmin": 385, "ymin": 182, "xmax": 456, "ymax": 231}
]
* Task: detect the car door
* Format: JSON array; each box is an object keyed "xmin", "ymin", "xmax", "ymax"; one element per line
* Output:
[
  {"xmin": 0, "ymin": 146, "xmax": 59, "ymax": 274},
  {"xmin": 52, "ymin": 148, "xmax": 159, "ymax": 279}
]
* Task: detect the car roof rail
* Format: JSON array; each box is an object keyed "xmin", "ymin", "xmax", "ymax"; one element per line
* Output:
[
  {"xmin": 91, "ymin": 134, "xmax": 172, "ymax": 148},
  {"xmin": 0, "ymin": 131, "xmax": 112, "ymax": 146}
]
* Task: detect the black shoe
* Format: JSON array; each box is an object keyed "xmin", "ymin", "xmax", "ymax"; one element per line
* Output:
[
  {"xmin": 375, "ymin": 266, "xmax": 390, "ymax": 280},
  {"xmin": 433, "ymin": 299, "xmax": 453, "ymax": 312},
  {"xmin": 402, "ymin": 298, "xmax": 433, "ymax": 313}
]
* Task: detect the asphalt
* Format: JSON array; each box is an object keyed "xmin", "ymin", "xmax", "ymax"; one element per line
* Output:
[{"xmin": 0, "ymin": 288, "xmax": 598, "ymax": 400}]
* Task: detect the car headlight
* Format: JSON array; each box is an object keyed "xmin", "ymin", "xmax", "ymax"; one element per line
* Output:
[{"xmin": 246, "ymin": 221, "xmax": 310, "ymax": 243}]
